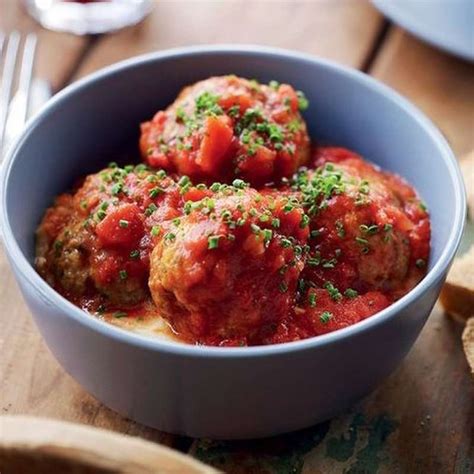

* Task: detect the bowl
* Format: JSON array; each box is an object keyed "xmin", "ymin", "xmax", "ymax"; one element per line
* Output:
[{"xmin": 0, "ymin": 45, "xmax": 465, "ymax": 439}]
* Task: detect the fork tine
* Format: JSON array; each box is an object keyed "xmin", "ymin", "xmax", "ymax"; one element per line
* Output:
[
  {"xmin": 15, "ymin": 33, "xmax": 37, "ymax": 127},
  {"xmin": 0, "ymin": 32, "xmax": 5, "ymax": 57},
  {"xmin": 0, "ymin": 31, "xmax": 21, "ymax": 153}
]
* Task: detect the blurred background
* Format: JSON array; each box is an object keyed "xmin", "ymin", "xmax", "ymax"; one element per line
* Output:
[{"xmin": 1, "ymin": 0, "xmax": 472, "ymax": 155}]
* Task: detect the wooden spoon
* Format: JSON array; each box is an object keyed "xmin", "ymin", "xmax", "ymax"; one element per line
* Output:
[{"xmin": 0, "ymin": 415, "xmax": 220, "ymax": 474}]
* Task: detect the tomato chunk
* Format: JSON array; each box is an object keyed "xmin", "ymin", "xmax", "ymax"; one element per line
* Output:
[
  {"xmin": 197, "ymin": 116, "xmax": 233, "ymax": 173},
  {"xmin": 96, "ymin": 204, "xmax": 144, "ymax": 247}
]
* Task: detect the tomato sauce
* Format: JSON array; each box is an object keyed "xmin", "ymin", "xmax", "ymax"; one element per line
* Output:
[{"xmin": 35, "ymin": 76, "xmax": 430, "ymax": 347}]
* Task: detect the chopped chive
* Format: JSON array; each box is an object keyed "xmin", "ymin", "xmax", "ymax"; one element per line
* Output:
[
  {"xmin": 359, "ymin": 180, "xmax": 370, "ymax": 195},
  {"xmin": 262, "ymin": 229, "xmax": 273, "ymax": 243},
  {"xmin": 208, "ymin": 235, "xmax": 221, "ymax": 249},
  {"xmin": 228, "ymin": 105, "xmax": 240, "ymax": 117},
  {"xmin": 184, "ymin": 201, "xmax": 193, "ymax": 215},
  {"xmin": 110, "ymin": 183, "xmax": 123, "ymax": 195},
  {"xmin": 205, "ymin": 198, "xmax": 215, "ymax": 211},
  {"xmin": 416, "ymin": 258, "xmax": 426, "ymax": 268},
  {"xmin": 250, "ymin": 223, "xmax": 261, "ymax": 234},
  {"xmin": 296, "ymin": 90, "xmax": 309, "ymax": 111},
  {"xmin": 344, "ymin": 288, "xmax": 358, "ymax": 299},
  {"xmin": 178, "ymin": 175, "xmax": 191, "ymax": 187},
  {"xmin": 320, "ymin": 311, "xmax": 333, "ymax": 324},
  {"xmin": 119, "ymin": 219, "xmax": 129, "ymax": 228},
  {"xmin": 360, "ymin": 224, "xmax": 379, "ymax": 235},
  {"xmin": 113, "ymin": 311, "xmax": 128, "ymax": 318},
  {"xmin": 135, "ymin": 164, "xmax": 148, "ymax": 173},
  {"xmin": 300, "ymin": 214, "xmax": 310, "ymax": 228},
  {"xmin": 324, "ymin": 282, "xmax": 342, "ymax": 301},
  {"xmin": 232, "ymin": 178, "xmax": 247, "ymax": 189},
  {"xmin": 145, "ymin": 203, "xmax": 158, "ymax": 216},
  {"xmin": 164, "ymin": 232, "xmax": 176, "ymax": 242},
  {"xmin": 269, "ymin": 80, "xmax": 280, "ymax": 90},
  {"xmin": 322, "ymin": 259, "xmax": 337, "ymax": 269},
  {"xmin": 149, "ymin": 187, "xmax": 164, "ymax": 198},
  {"xmin": 355, "ymin": 236, "xmax": 369, "ymax": 246},
  {"xmin": 307, "ymin": 256, "xmax": 320, "ymax": 267},
  {"xmin": 335, "ymin": 220, "xmax": 345, "ymax": 238},
  {"xmin": 129, "ymin": 250, "xmax": 140, "ymax": 259},
  {"xmin": 221, "ymin": 209, "xmax": 232, "ymax": 220},
  {"xmin": 119, "ymin": 270, "xmax": 128, "ymax": 280},
  {"xmin": 151, "ymin": 226, "xmax": 161, "ymax": 236}
]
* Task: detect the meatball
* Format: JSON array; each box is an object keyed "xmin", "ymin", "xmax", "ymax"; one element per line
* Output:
[
  {"xmin": 296, "ymin": 147, "xmax": 430, "ymax": 295},
  {"xmin": 140, "ymin": 75, "xmax": 311, "ymax": 186},
  {"xmin": 36, "ymin": 164, "xmax": 182, "ymax": 306},
  {"xmin": 148, "ymin": 182, "xmax": 309, "ymax": 345}
]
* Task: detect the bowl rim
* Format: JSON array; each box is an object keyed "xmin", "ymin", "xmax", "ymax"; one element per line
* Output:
[{"xmin": 0, "ymin": 44, "xmax": 466, "ymax": 358}]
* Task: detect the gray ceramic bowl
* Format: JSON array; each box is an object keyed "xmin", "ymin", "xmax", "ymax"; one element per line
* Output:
[{"xmin": 0, "ymin": 46, "xmax": 465, "ymax": 439}]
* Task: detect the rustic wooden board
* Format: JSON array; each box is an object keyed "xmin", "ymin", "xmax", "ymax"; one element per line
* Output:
[
  {"xmin": 73, "ymin": 0, "xmax": 383, "ymax": 79},
  {"xmin": 370, "ymin": 28, "xmax": 474, "ymax": 157}
]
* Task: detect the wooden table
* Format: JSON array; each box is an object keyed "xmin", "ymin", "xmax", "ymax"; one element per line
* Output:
[{"xmin": 1, "ymin": 1, "xmax": 473, "ymax": 472}]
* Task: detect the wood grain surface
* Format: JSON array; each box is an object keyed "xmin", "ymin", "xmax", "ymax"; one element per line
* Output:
[
  {"xmin": 371, "ymin": 27, "xmax": 474, "ymax": 157},
  {"xmin": 1, "ymin": 1, "xmax": 473, "ymax": 473},
  {"xmin": 73, "ymin": 0, "xmax": 383, "ymax": 79}
]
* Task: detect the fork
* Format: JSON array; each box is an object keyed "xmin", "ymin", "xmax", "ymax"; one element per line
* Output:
[{"xmin": 0, "ymin": 31, "xmax": 38, "ymax": 160}]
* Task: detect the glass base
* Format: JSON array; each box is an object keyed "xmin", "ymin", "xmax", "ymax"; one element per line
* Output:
[{"xmin": 24, "ymin": 0, "xmax": 153, "ymax": 35}]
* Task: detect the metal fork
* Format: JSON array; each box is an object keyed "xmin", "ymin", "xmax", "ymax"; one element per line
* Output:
[{"xmin": 0, "ymin": 31, "xmax": 38, "ymax": 160}]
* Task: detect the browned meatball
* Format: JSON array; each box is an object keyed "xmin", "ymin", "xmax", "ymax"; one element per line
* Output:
[
  {"xmin": 140, "ymin": 75, "xmax": 311, "ymax": 186},
  {"xmin": 297, "ymin": 147, "xmax": 430, "ymax": 295},
  {"xmin": 35, "ymin": 164, "xmax": 181, "ymax": 306},
  {"xmin": 148, "ymin": 182, "xmax": 309, "ymax": 345}
]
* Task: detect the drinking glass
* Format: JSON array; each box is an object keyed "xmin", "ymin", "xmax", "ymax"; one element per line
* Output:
[{"xmin": 24, "ymin": 0, "xmax": 153, "ymax": 35}]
